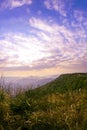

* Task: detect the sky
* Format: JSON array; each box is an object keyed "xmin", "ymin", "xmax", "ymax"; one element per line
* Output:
[{"xmin": 0, "ymin": 0, "xmax": 87, "ymax": 77}]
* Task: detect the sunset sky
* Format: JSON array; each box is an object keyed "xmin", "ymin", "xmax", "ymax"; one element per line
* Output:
[{"xmin": 0, "ymin": 0, "xmax": 87, "ymax": 77}]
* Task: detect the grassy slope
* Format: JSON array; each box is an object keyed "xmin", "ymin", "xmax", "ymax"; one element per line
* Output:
[
  {"xmin": 39, "ymin": 73, "xmax": 87, "ymax": 91},
  {"xmin": 27, "ymin": 73, "xmax": 87, "ymax": 98},
  {"xmin": 0, "ymin": 73, "xmax": 87, "ymax": 130}
]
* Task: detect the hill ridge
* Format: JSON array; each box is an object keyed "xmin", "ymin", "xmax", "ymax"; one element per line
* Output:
[{"xmin": 30, "ymin": 73, "xmax": 87, "ymax": 97}]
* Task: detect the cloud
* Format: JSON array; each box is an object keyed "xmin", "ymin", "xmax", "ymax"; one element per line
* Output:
[
  {"xmin": 29, "ymin": 17, "xmax": 53, "ymax": 33},
  {"xmin": 0, "ymin": 0, "xmax": 32, "ymax": 9},
  {"xmin": 44, "ymin": 0, "xmax": 73, "ymax": 16},
  {"xmin": 0, "ymin": 10, "xmax": 87, "ymax": 74},
  {"xmin": 0, "ymin": 17, "xmax": 87, "ymax": 71},
  {"xmin": 0, "ymin": 32, "xmax": 52, "ymax": 71},
  {"xmin": 28, "ymin": 16, "xmax": 87, "ymax": 69}
]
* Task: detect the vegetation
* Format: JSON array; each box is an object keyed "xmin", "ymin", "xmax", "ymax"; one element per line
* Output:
[{"xmin": 0, "ymin": 73, "xmax": 87, "ymax": 130}]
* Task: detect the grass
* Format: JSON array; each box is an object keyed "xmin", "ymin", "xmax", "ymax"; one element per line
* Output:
[
  {"xmin": 0, "ymin": 73, "xmax": 87, "ymax": 130},
  {"xmin": 0, "ymin": 87, "xmax": 87, "ymax": 130}
]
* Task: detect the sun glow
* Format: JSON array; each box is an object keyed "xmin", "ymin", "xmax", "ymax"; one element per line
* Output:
[
  {"xmin": 2, "ymin": 33, "xmax": 51, "ymax": 67},
  {"xmin": 18, "ymin": 45, "xmax": 47, "ymax": 64}
]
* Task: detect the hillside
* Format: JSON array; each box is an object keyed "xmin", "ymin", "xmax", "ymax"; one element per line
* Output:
[
  {"xmin": 0, "ymin": 73, "xmax": 87, "ymax": 130},
  {"xmin": 27, "ymin": 73, "xmax": 87, "ymax": 98}
]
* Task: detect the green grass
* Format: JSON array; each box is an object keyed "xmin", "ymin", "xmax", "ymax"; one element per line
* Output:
[{"xmin": 0, "ymin": 73, "xmax": 87, "ymax": 130}]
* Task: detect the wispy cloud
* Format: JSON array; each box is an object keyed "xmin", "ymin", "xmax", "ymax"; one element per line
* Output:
[
  {"xmin": 0, "ymin": 0, "xmax": 32, "ymax": 9},
  {"xmin": 0, "ymin": 0, "xmax": 87, "ymax": 77},
  {"xmin": 0, "ymin": 32, "xmax": 51, "ymax": 71},
  {"xmin": 44, "ymin": 0, "xmax": 73, "ymax": 16},
  {"xmin": 29, "ymin": 16, "xmax": 87, "ymax": 70},
  {"xmin": 0, "ymin": 13, "xmax": 87, "ymax": 73}
]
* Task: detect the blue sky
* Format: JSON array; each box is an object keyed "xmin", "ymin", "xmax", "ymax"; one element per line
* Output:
[{"xmin": 0, "ymin": 0, "xmax": 87, "ymax": 77}]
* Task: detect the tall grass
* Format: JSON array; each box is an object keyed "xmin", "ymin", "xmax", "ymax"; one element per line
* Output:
[{"xmin": 0, "ymin": 78, "xmax": 87, "ymax": 130}]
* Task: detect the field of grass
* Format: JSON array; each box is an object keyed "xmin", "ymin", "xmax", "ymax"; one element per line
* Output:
[{"xmin": 0, "ymin": 73, "xmax": 87, "ymax": 130}]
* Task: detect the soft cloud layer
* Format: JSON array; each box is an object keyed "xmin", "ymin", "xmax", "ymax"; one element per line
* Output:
[
  {"xmin": 0, "ymin": 0, "xmax": 87, "ymax": 77},
  {"xmin": 1, "ymin": 0, "xmax": 32, "ymax": 9},
  {"xmin": 0, "ymin": 14, "xmax": 87, "ymax": 74},
  {"xmin": 44, "ymin": 0, "xmax": 73, "ymax": 16}
]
